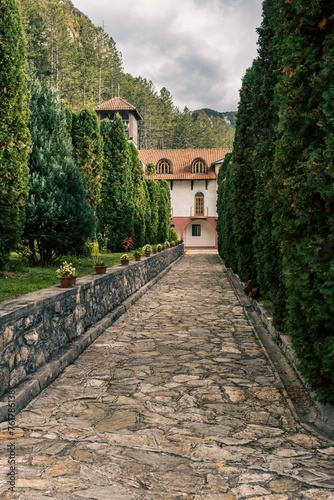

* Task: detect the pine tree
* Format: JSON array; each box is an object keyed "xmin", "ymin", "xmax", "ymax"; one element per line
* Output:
[
  {"xmin": 24, "ymin": 77, "xmax": 95, "ymax": 264},
  {"xmin": 0, "ymin": 0, "xmax": 31, "ymax": 269},
  {"xmin": 211, "ymin": 116, "xmax": 235, "ymax": 148},
  {"xmin": 158, "ymin": 87, "xmax": 176, "ymax": 149},
  {"xmin": 173, "ymin": 107, "xmax": 196, "ymax": 148},
  {"xmin": 97, "ymin": 114, "xmax": 134, "ymax": 251},
  {"xmin": 192, "ymin": 110, "xmax": 216, "ymax": 148},
  {"xmin": 19, "ymin": 0, "xmax": 51, "ymax": 80},
  {"xmin": 72, "ymin": 108, "xmax": 103, "ymax": 214}
]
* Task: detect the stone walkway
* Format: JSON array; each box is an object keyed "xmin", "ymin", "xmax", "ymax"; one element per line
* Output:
[{"xmin": 1, "ymin": 253, "xmax": 333, "ymax": 499}]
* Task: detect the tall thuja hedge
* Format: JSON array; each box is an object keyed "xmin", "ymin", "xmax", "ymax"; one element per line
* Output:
[
  {"xmin": 144, "ymin": 178, "xmax": 159, "ymax": 244},
  {"xmin": 72, "ymin": 108, "xmax": 103, "ymax": 214},
  {"xmin": 97, "ymin": 114, "xmax": 134, "ymax": 251},
  {"xmin": 142, "ymin": 180, "xmax": 152, "ymax": 244},
  {"xmin": 251, "ymin": 0, "xmax": 286, "ymax": 322},
  {"xmin": 24, "ymin": 78, "xmax": 95, "ymax": 264},
  {"xmin": 217, "ymin": 153, "xmax": 238, "ymax": 269},
  {"xmin": 129, "ymin": 142, "xmax": 146, "ymax": 248},
  {"xmin": 157, "ymin": 180, "xmax": 171, "ymax": 243},
  {"xmin": 272, "ymin": 1, "xmax": 334, "ymax": 402},
  {"xmin": 0, "ymin": 0, "xmax": 31, "ymax": 268},
  {"xmin": 230, "ymin": 65, "xmax": 257, "ymax": 287}
]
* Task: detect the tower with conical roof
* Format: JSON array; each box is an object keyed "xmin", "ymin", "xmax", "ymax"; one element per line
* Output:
[{"xmin": 94, "ymin": 97, "xmax": 142, "ymax": 149}]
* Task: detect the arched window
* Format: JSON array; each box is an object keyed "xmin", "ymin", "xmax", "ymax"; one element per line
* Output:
[
  {"xmin": 156, "ymin": 159, "xmax": 172, "ymax": 174},
  {"xmin": 195, "ymin": 192, "xmax": 204, "ymax": 216},
  {"xmin": 191, "ymin": 158, "xmax": 207, "ymax": 174}
]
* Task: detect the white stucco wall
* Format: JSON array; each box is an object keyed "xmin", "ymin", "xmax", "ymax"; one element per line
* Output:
[
  {"xmin": 183, "ymin": 220, "xmax": 216, "ymax": 247},
  {"xmin": 169, "ymin": 180, "xmax": 217, "ymax": 218}
]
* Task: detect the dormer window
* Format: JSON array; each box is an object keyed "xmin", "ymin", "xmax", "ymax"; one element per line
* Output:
[
  {"xmin": 156, "ymin": 159, "xmax": 172, "ymax": 174},
  {"xmin": 191, "ymin": 158, "xmax": 207, "ymax": 174}
]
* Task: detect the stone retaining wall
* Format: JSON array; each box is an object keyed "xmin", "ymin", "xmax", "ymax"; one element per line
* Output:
[{"xmin": 0, "ymin": 245, "xmax": 184, "ymax": 399}]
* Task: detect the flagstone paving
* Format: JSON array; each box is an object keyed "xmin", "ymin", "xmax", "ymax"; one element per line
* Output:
[{"xmin": 0, "ymin": 253, "xmax": 333, "ymax": 499}]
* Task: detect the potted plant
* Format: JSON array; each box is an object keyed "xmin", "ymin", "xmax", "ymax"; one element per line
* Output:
[
  {"xmin": 171, "ymin": 240, "xmax": 176, "ymax": 246},
  {"xmin": 134, "ymin": 250, "xmax": 142, "ymax": 261},
  {"xmin": 57, "ymin": 261, "xmax": 76, "ymax": 288},
  {"xmin": 120, "ymin": 254, "xmax": 130, "ymax": 265},
  {"xmin": 152, "ymin": 245, "xmax": 157, "ymax": 255},
  {"xmin": 94, "ymin": 259, "xmax": 107, "ymax": 274},
  {"xmin": 142, "ymin": 244, "xmax": 152, "ymax": 257},
  {"xmin": 90, "ymin": 240, "xmax": 107, "ymax": 274},
  {"xmin": 164, "ymin": 240, "xmax": 170, "ymax": 249},
  {"xmin": 157, "ymin": 244, "xmax": 162, "ymax": 253}
]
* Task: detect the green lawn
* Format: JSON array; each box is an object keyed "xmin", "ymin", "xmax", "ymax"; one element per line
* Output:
[{"xmin": 0, "ymin": 251, "xmax": 136, "ymax": 303}]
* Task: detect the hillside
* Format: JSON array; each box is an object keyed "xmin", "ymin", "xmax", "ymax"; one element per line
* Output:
[
  {"xmin": 19, "ymin": 0, "xmax": 235, "ymax": 149},
  {"xmin": 201, "ymin": 109, "xmax": 237, "ymax": 128}
]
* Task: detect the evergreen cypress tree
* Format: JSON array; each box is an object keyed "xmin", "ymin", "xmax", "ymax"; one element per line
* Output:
[
  {"xmin": 217, "ymin": 154, "xmax": 238, "ymax": 270},
  {"xmin": 144, "ymin": 179, "xmax": 159, "ymax": 244},
  {"xmin": 231, "ymin": 65, "xmax": 258, "ymax": 288},
  {"xmin": 252, "ymin": 0, "xmax": 285, "ymax": 323},
  {"xmin": 97, "ymin": 114, "xmax": 134, "ymax": 251},
  {"xmin": 0, "ymin": 0, "xmax": 31, "ymax": 268},
  {"xmin": 142, "ymin": 180, "xmax": 152, "ymax": 245},
  {"xmin": 72, "ymin": 108, "xmax": 103, "ymax": 214},
  {"xmin": 157, "ymin": 180, "xmax": 171, "ymax": 243},
  {"xmin": 24, "ymin": 77, "xmax": 95, "ymax": 264},
  {"xmin": 128, "ymin": 142, "xmax": 146, "ymax": 248},
  {"xmin": 271, "ymin": 0, "xmax": 334, "ymax": 402}
]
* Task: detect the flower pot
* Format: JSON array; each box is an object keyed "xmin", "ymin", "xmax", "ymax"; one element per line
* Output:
[
  {"xmin": 135, "ymin": 255, "xmax": 141, "ymax": 261},
  {"xmin": 59, "ymin": 276, "xmax": 76, "ymax": 288},
  {"xmin": 157, "ymin": 248, "xmax": 162, "ymax": 252},
  {"xmin": 121, "ymin": 260, "xmax": 129, "ymax": 265},
  {"xmin": 152, "ymin": 250, "xmax": 157, "ymax": 254},
  {"xmin": 144, "ymin": 252, "xmax": 150, "ymax": 257},
  {"xmin": 95, "ymin": 265, "xmax": 107, "ymax": 274}
]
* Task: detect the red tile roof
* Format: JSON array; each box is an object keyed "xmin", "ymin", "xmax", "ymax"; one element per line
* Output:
[
  {"xmin": 138, "ymin": 149, "xmax": 232, "ymax": 180},
  {"xmin": 94, "ymin": 97, "xmax": 142, "ymax": 120}
]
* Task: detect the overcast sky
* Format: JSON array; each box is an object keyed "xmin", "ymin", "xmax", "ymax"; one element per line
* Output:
[{"xmin": 72, "ymin": 0, "xmax": 264, "ymax": 112}]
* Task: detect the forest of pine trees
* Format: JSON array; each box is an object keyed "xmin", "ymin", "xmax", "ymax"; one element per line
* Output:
[
  {"xmin": 0, "ymin": 0, "xmax": 175, "ymax": 267},
  {"xmin": 18, "ymin": 0, "xmax": 235, "ymax": 150},
  {"xmin": 217, "ymin": 0, "xmax": 334, "ymax": 404}
]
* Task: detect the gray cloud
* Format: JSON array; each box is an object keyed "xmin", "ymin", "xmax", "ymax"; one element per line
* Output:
[{"xmin": 73, "ymin": 0, "xmax": 263, "ymax": 111}]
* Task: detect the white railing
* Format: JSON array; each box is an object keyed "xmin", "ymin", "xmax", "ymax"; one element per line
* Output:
[{"xmin": 190, "ymin": 207, "xmax": 209, "ymax": 217}]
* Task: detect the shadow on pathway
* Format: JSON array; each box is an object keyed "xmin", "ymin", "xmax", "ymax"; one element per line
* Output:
[{"xmin": 1, "ymin": 254, "xmax": 333, "ymax": 499}]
